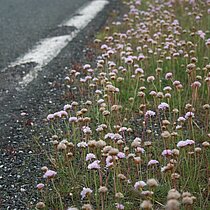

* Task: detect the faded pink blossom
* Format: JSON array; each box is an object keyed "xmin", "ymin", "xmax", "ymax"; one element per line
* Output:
[
  {"xmin": 158, "ymin": 102, "xmax": 169, "ymax": 110},
  {"xmin": 145, "ymin": 110, "xmax": 156, "ymax": 117},
  {"xmin": 86, "ymin": 153, "xmax": 96, "ymax": 161},
  {"xmin": 36, "ymin": 183, "xmax": 44, "ymax": 190},
  {"xmin": 80, "ymin": 187, "xmax": 92, "ymax": 200},
  {"xmin": 116, "ymin": 203, "xmax": 125, "ymax": 209},
  {"xmin": 88, "ymin": 160, "xmax": 100, "ymax": 170},
  {"xmin": 69, "ymin": 117, "xmax": 78, "ymax": 123},
  {"xmin": 117, "ymin": 152, "xmax": 126, "ymax": 159},
  {"xmin": 43, "ymin": 170, "xmax": 57, "ymax": 179},
  {"xmin": 185, "ymin": 112, "xmax": 194, "ymax": 119},
  {"xmin": 148, "ymin": 159, "xmax": 159, "ymax": 166},
  {"xmin": 134, "ymin": 181, "xmax": 147, "ymax": 190},
  {"xmin": 165, "ymin": 72, "xmax": 173, "ymax": 80},
  {"xmin": 162, "ymin": 149, "xmax": 172, "ymax": 156}
]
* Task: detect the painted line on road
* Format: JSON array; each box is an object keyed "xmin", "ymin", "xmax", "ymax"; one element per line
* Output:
[
  {"xmin": 60, "ymin": 0, "xmax": 109, "ymax": 29},
  {"xmin": 5, "ymin": 0, "xmax": 108, "ymax": 89}
]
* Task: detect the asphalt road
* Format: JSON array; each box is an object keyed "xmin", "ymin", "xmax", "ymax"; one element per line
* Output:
[{"xmin": 0, "ymin": 0, "xmax": 87, "ymax": 70}]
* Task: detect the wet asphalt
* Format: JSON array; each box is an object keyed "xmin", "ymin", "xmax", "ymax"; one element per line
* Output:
[
  {"xmin": 0, "ymin": 0, "xmax": 87, "ymax": 70},
  {"xmin": 0, "ymin": 0, "xmax": 122, "ymax": 209}
]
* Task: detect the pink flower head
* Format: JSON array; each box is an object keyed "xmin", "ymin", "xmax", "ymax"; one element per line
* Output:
[
  {"xmin": 177, "ymin": 140, "xmax": 187, "ymax": 148},
  {"xmin": 86, "ymin": 153, "xmax": 96, "ymax": 161},
  {"xmin": 88, "ymin": 160, "xmax": 100, "ymax": 170},
  {"xmin": 148, "ymin": 159, "xmax": 159, "ymax": 166},
  {"xmin": 80, "ymin": 187, "xmax": 92, "ymax": 200},
  {"xmin": 145, "ymin": 110, "xmax": 156, "ymax": 117},
  {"xmin": 105, "ymin": 133, "xmax": 115, "ymax": 140},
  {"xmin": 36, "ymin": 183, "xmax": 44, "ymax": 190},
  {"xmin": 77, "ymin": 141, "xmax": 88, "ymax": 148},
  {"xmin": 64, "ymin": 104, "xmax": 72, "ymax": 111},
  {"xmin": 177, "ymin": 116, "xmax": 186, "ymax": 122},
  {"xmin": 134, "ymin": 181, "xmax": 147, "ymax": 190},
  {"xmin": 162, "ymin": 149, "xmax": 172, "ymax": 156},
  {"xmin": 82, "ymin": 126, "xmax": 92, "ymax": 135},
  {"xmin": 116, "ymin": 203, "xmax": 125, "ymax": 209},
  {"xmin": 197, "ymin": 30, "xmax": 205, "ymax": 39},
  {"xmin": 135, "ymin": 68, "xmax": 144, "ymax": 74},
  {"xmin": 119, "ymin": 127, "xmax": 128, "ymax": 132},
  {"xmin": 177, "ymin": 139, "xmax": 195, "ymax": 148},
  {"xmin": 47, "ymin": 114, "xmax": 54, "ymax": 121},
  {"xmin": 185, "ymin": 112, "xmax": 194, "ymax": 119},
  {"xmin": 185, "ymin": 139, "xmax": 195, "ymax": 146},
  {"xmin": 83, "ymin": 64, "xmax": 91, "ymax": 70},
  {"xmin": 165, "ymin": 72, "xmax": 173, "ymax": 80},
  {"xmin": 106, "ymin": 155, "xmax": 114, "ymax": 168},
  {"xmin": 158, "ymin": 102, "xmax": 169, "ymax": 110},
  {"xmin": 136, "ymin": 147, "xmax": 145, "ymax": 154},
  {"xmin": 117, "ymin": 152, "xmax": 126, "ymax": 159},
  {"xmin": 69, "ymin": 117, "xmax": 78, "ymax": 123},
  {"xmin": 191, "ymin": 81, "xmax": 201, "ymax": 88},
  {"xmin": 138, "ymin": 54, "xmax": 145, "ymax": 60},
  {"xmin": 43, "ymin": 170, "xmax": 57, "ymax": 179},
  {"xmin": 59, "ymin": 111, "xmax": 68, "ymax": 118}
]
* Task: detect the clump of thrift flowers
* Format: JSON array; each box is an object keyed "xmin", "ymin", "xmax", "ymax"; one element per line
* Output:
[{"xmin": 35, "ymin": 0, "xmax": 210, "ymax": 209}]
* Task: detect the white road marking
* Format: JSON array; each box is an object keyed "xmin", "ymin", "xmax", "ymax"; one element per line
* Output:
[
  {"xmin": 13, "ymin": 35, "xmax": 75, "ymax": 68},
  {"xmin": 4, "ymin": 0, "xmax": 109, "ymax": 89},
  {"xmin": 61, "ymin": 0, "xmax": 109, "ymax": 29}
]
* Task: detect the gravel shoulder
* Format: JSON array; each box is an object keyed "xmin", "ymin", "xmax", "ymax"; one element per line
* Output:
[{"xmin": 0, "ymin": 1, "xmax": 122, "ymax": 209}]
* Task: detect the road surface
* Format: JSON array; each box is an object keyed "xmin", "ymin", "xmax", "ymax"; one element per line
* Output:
[{"xmin": 0, "ymin": 0, "xmax": 87, "ymax": 70}]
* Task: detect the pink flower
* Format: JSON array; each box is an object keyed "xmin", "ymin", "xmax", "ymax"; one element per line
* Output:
[
  {"xmin": 185, "ymin": 139, "xmax": 195, "ymax": 145},
  {"xmin": 106, "ymin": 156, "xmax": 114, "ymax": 168},
  {"xmin": 86, "ymin": 153, "xmax": 96, "ymax": 161},
  {"xmin": 136, "ymin": 147, "xmax": 145, "ymax": 154},
  {"xmin": 83, "ymin": 64, "xmax": 91, "ymax": 70},
  {"xmin": 82, "ymin": 126, "xmax": 92, "ymax": 135},
  {"xmin": 80, "ymin": 187, "xmax": 92, "ymax": 200},
  {"xmin": 117, "ymin": 152, "xmax": 126, "ymax": 159},
  {"xmin": 64, "ymin": 104, "xmax": 72, "ymax": 111},
  {"xmin": 77, "ymin": 141, "xmax": 88, "ymax": 148},
  {"xmin": 158, "ymin": 102, "xmax": 169, "ymax": 110},
  {"xmin": 116, "ymin": 203, "xmax": 124, "ymax": 209},
  {"xmin": 105, "ymin": 133, "xmax": 115, "ymax": 139},
  {"xmin": 197, "ymin": 30, "xmax": 205, "ymax": 39},
  {"xmin": 177, "ymin": 117, "xmax": 186, "ymax": 122},
  {"xmin": 185, "ymin": 112, "xmax": 194, "ymax": 119},
  {"xmin": 162, "ymin": 149, "xmax": 172, "ymax": 156},
  {"xmin": 135, "ymin": 68, "xmax": 144, "ymax": 74},
  {"xmin": 191, "ymin": 81, "xmax": 201, "ymax": 88},
  {"xmin": 148, "ymin": 159, "xmax": 159, "ymax": 166},
  {"xmin": 69, "ymin": 117, "xmax": 78, "ymax": 123},
  {"xmin": 165, "ymin": 72, "xmax": 173, "ymax": 80},
  {"xmin": 36, "ymin": 183, "xmax": 44, "ymax": 190},
  {"xmin": 134, "ymin": 181, "xmax": 147, "ymax": 190},
  {"xmin": 43, "ymin": 170, "xmax": 57, "ymax": 179},
  {"xmin": 145, "ymin": 110, "xmax": 156, "ymax": 117},
  {"xmin": 47, "ymin": 114, "xmax": 54, "ymax": 121},
  {"xmin": 177, "ymin": 139, "xmax": 195, "ymax": 148},
  {"xmin": 177, "ymin": 140, "xmax": 187, "ymax": 148},
  {"xmin": 88, "ymin": 160, "xmax": 100, "ymax": 170}
]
